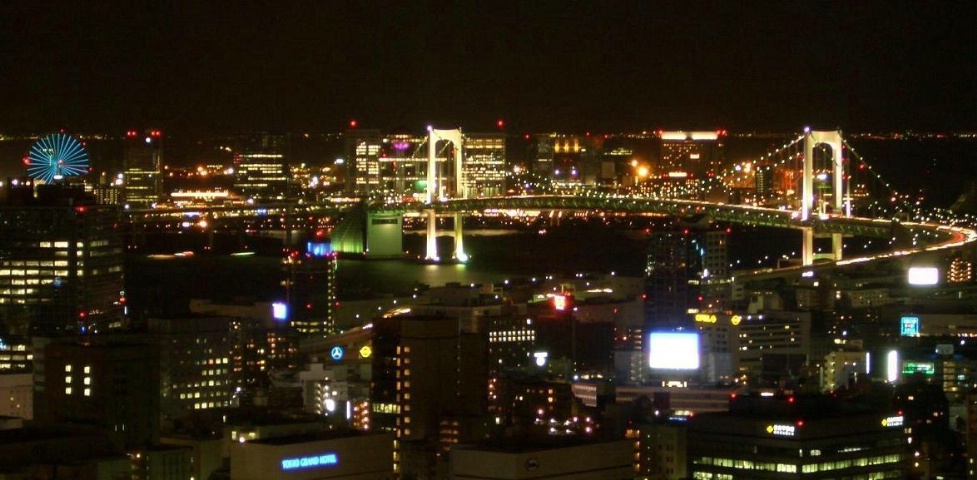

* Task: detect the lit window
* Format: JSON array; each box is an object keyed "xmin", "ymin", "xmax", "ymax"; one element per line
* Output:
[
  {"xmin": 84, "ymin": 388, "xmax": 91, "ymax": 397},
  {"xmin": 65, "ymin": 387, "xmax": 72, "ymax": 395}
]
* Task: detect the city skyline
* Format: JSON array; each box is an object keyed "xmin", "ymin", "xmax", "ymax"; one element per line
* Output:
[
  {"xmin": 0, "ymin": 2, "xmax": 974, "ymax": 135},
  {"xmin": 0, "ymin": 3, "xmax": 976, "ymax": 479}
]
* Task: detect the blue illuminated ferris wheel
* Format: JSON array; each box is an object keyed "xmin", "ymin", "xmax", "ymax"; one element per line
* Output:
[{"xmin": 26, "ymin": 133, "xmax": 90, "ymax": 183}]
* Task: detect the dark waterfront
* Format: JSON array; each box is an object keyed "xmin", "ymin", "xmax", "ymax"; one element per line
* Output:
[{"xmin": 125, "ymin": 222, "xmax": 806, "ymax": 319}]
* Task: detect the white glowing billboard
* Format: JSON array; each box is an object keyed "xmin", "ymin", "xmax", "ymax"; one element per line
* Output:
[
  {"xmin": 907, "ymin": 267, "xmax": 939, "ymax": 286},
  {"xmin": 648, "ymin": 332, "xmax": 700, "ymax": 370}
]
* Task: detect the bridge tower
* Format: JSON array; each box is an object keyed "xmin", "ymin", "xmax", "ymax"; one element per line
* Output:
[
  {"xmin": 425, "ymin": 127, "xmax": 468, "ymax": 262},
  {"xmin": 801, "ymin": 129, "xmax": 847, "ymax": 265}
]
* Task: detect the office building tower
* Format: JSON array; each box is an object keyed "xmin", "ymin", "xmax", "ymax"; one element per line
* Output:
[
  {"xmin": 344, "ymin": 129, "xmax": 507, "ymax": 199},
  {"xmin": 0, "ymin": 334, "xmax": 32, "ymax": 420},
  {"xmin": 645, "ymin": 227, "xmax": 729, "ymax": 328},
  {"xmin": 231, "ymin": 321, "xmax": 299, "ymax": 400},
  {"xmin": 698, "ymin": 230, "xmax": 730, "ymax": 312},
  {"xmin": 694, "ymin": 311, "xmax": 812, "ymax": 385},
  {"xmin": 123, "ymin": 129, "xmax": 163, "ymax": 208},
  {"xmin": 345, "ymin": 129, "xmax": 384, "ymax": 196},
  {"xmin": 688, "ymin": 394, "xmax": 907, "ymax": 480},
  {"xmin": 627, "ymin": 420, "xmax": 688, "ymax": 480},
  {"xmin": 535, "ymin": 134, "xmax": 596, "ymax": 187},
  {"xmin": 487, "ymin": 314, "xmax": 536, "ymax": 413},
  {"xmin": 462, "ymin": 133, "xmax": 507, "ymax": 198},
  {"xmin": 41, "ymin": 339, "xmax": 161, "ymax": 449},
  {"xmin": 371, "ymin": 312, "xmax": 488, "ymax": 477},
  {"xmin": 233, "ymin": 135, "xmax": 289, "ymax": 200},
  {"xmin": 0, "ymin": 184, "xmax": 124, "ymax": 336},
  {"xmin": 645, "ymin": 230, "xmax": 692, "ymax": 328},
  {"xmin": 378, "ymin": 133, "xmax": 427, "ymax": 197},
  {"xmin": 147, "ymin": 316, "xmax": 234, "ymax": 419},
  {"xmin": 658, "ymin": 131, "xmax": 725, "ymax": 179},
  {"xmin": 283, "ymin": 241, "xmax": 338, "ymax": 336}
]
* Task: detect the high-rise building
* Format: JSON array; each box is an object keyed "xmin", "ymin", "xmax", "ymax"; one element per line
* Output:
[
  {"xmin": 41, "ymin": 339, "xmax": 161, "ymax": 449},
  {"xmin": 233, "ymin": 135, "xmax": 289, "ymax": 201},
  {"xmin": 628, "ymin": 419, "xmax": 689, "ymax": 480},
  {"xmin": 371, "ymin": 312, "xmax": 488, "ymax": 477},
  {"xmin": 147, "ymin": 316, "xmax": 234, "ymax": 419},
  {"xmin": 462, "ymin": 133, "xmax": 507, "ymax": 198},
  {"xmin": 658, "ymin": 131, "xmax": 725, "ymax": 179},
  {"xmin": 644, "ymin": 227, "xmax": 729, "ymax": 329},
  {"xmin": 345, "ymin": 129, "xmax": 384, "ymax": 196},
  {"xmin": 0, "ymin": 334, "xmax": 32, "ymax": 420},
  {"xmin": 0, "ymin": 184, "xmax": 124, "ymax": 336},
  {"xmin": 123, "ymin": 129, "xmax": 164, "ymax": 208},
  {"xmin": 688, "ymin": 395, "xmax": 907, "ymax": 480},
  {"xmin": 283, "ymin": 241, "xmax": 338, "ymax": 336},
  {"xmin": 344, "ymin": 130, "xmax": 507, "ymax": 199}
]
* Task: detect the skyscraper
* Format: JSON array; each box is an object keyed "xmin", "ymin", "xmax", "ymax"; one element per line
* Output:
[
  {"xmin": 283, "ymin": 240, "xmax": 337, "ymax": 336},
  {"xmin": 232, "ymin": 134, "xmax": 289, "ymax": 201},
  {"xmin": 345, "ymin": 129, "xmax": 383, "ymax": 196},
  {"xmin": 644, "ymin": 226, "xmax": 729, "ymax": 328},
  {"xmin": 462, "ymin": 133, "xmax": 507, "ymax": 198},
  {"xmin": 123, "ymin": 129, "xmax": 163, "ymax": 208},
  {"xmin": 0, "ymin": 183, "xmax": 124, "ymax": 336}
]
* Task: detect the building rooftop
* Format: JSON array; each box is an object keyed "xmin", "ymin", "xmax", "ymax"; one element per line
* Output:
[{"xmin": 248, "ymin": 428, "xmax": 377, "ymax": 446}]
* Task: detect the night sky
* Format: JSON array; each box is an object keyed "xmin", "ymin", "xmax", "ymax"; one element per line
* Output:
[{"xmin": 1, "ymin": 1, "xmax": 974, "ymax": 135}]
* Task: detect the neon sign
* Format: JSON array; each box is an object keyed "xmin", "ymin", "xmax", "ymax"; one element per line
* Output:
[
  {"xmin": 881, "ymin": 415, "xmax": 904, "ymax": 428},
  {"xmin": 766, "ymin": 424, "xmax": 796, "ymax": 436},
  {"xmin": 900, "ymin": 316, "xmax": 919, "ymax": 336},
  {"xmin": 694, "ymin": 313, "xmax": 717, "ymax": 323},
  {"xmin": 330, "ymin": 346, "xmax": 344, "ymax": 361},
  {"xmin": 281, "ymin": 453, "xmax": 337, "ymax": 471}
]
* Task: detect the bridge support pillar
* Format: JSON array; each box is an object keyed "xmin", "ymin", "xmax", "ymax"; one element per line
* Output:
[
  {"xmin": 425, "ymin": 209, "xmax": 439, "ymax": 261},
  {"xmin": 453, "ymin": 213, "xmax": 467, "ymax": 262},
  {"xmin": 831, "ymin": 233, "xmax": 844, "ymax": 261},
  {"xmin": 802, "ymin": 227, "xmax": 814, "ymax": 266},
  {"xmin": 802, "ymin": 228, "xmax": 845, "ymax": 266},
  {"xmin": 802, "ymin": 130, "xmax": 844, "ymax": 221}
]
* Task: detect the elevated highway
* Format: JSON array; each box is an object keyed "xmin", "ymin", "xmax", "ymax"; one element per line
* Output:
[{"xmin": 363, "ymin": 194, "xmax": 976, "ymax": 279}]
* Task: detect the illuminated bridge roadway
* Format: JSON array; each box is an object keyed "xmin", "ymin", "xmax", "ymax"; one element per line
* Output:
[{"xmin": 370, "ymin": 194, "xmax": 977, "ymax": 279}]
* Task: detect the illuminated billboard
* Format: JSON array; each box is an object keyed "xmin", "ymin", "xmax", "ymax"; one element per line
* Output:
[
  {"xmin": 648, "ymin": 332, "xmax": 700, "ymax": 370},
  {"xmin": 907, "ymin": 267, "xmax": 939, "ymax": 286},
  {"xmin": 552, "ymin": 294, "xmax": 568, "ymax": 311},
  {"xmin": 272, "ymin": 302, "xmax": 288, "ymax": 321},
  {"xmin": 901, "ymin": 361, "xmax": 935, "ymax": 376},
  {"xmin": 900, "ymin": 316, "xmax": 919, "ymax": 336}
]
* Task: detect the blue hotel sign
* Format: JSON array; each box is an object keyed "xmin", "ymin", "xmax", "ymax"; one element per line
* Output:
[{"xmin": 281, "ymin": 453, "xmax": 338, "ymax": 471}]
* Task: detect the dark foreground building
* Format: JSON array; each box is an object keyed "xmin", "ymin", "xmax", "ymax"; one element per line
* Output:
[{"xmin": 687, "ymin": 394, "xmax": 908, "ymax": 479}]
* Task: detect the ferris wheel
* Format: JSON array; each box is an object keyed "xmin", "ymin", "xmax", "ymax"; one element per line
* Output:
[{"xmin": 26, "ymin": 133, "xmax": 90, "ymax": 183}]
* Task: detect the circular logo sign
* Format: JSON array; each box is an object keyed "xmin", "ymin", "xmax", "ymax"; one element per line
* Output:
[{"xmin": 330, "ymin": 346, "xmax": 344, "ymax": 361}]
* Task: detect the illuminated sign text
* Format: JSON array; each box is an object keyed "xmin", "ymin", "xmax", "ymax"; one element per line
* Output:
[
  {"xmin": 281, "ymin": 453, "xmax": 337, "ymax": 471},
  {"xmin": 766, "ymin": 424, "xmax": 796, "ymax": 436},
  {"xmin": 881, "ymin": 416, "xmax": 904, "ymax": 428}
]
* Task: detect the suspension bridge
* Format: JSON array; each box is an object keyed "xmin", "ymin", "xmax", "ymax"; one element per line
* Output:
[{"xmin": 332, "ymin": 128, "xmax": 977, "ymax": 278}]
